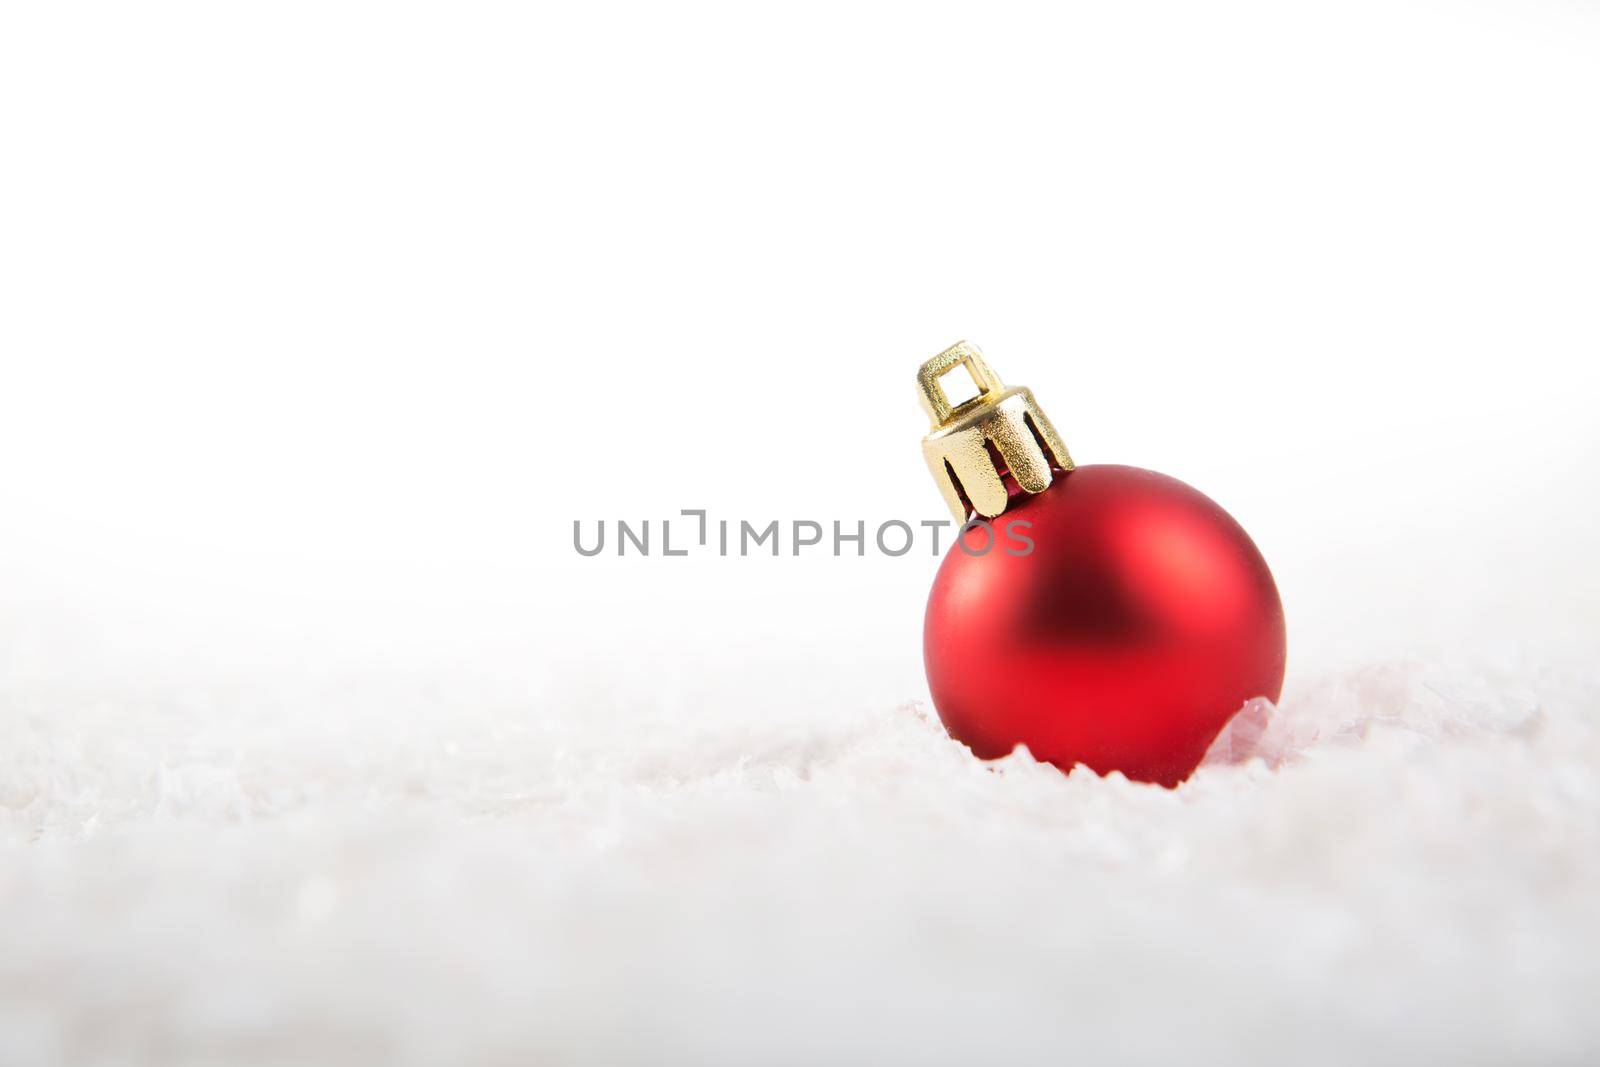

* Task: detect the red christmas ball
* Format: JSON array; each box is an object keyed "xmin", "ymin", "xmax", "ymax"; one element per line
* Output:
[{"xmin": 924, "ymin": 464, "xmax": 1286, "ymax": 787}]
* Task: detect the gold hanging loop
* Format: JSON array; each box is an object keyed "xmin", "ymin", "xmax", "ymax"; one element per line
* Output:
[{"xmin": 917, "ymin": 341, "xmax": 1073, "ymax": 521}]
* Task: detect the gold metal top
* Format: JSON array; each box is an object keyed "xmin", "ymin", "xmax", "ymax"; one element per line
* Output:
[{"xmin": 918, "ymin": 341, "xmax": 1074, "ymax": 521}]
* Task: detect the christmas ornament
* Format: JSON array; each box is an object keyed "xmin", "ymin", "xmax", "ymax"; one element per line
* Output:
[{"xmin": 919, "ymin": 342, "xmax": 1286, "ymax": 787}]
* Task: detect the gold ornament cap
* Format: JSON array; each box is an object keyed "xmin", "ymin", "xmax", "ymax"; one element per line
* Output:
[{"xmin": 918, "ymin": 341, "xmax": 1074, "ymax": 521}]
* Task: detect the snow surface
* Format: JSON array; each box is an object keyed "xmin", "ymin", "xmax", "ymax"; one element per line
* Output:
[{"xmin": 3, "ymin": 645, "xmax": 1598, "ymax": 1065}]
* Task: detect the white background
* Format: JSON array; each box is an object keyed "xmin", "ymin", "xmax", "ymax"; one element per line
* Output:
[
  {"xmin": 2, "ymin": 2, "xmax": 1599, "ymax": 1063},
  {"xmin": 4, "ymin": 0, "xmax": 1598, "ymax": 697}
]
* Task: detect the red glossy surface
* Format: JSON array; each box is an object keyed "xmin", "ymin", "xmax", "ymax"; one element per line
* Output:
[{"xmin": 924, "ymin": 465, "xmax": 1286, "ymax": 787}]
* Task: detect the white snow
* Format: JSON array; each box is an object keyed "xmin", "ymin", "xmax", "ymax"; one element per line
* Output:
[{"xmin": 3, "ymin": 636, "xmax": 1597, "ymax": 1065}]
